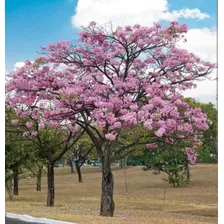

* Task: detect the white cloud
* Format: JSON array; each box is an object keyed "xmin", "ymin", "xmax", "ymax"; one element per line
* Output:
[
  {"xmin": 13, "ymin": 62, "xmax": 26, "ymax": 72},
  {"xmin": 160, "ymin": 8, "xmax": 209, "ymax": 21},
  {"xmin": 71, "ymin": 0, "xmax": 209, "ymax": 28},
  {"xmin": 14, "ymin": 62, "xmax": 25, "ymax": 69},
  {"xmin": 13, "ymin": 61, "xmax": 36, "ymax": 71},
  {"xmin": 71, "ymin": 0, "xmax": 216, "ymax": 104},
  {"xmin": 178, "ymin": 28, "xmax": 217, "ymax": 104},
  {"xmin": 178, "ymin": 28, "xmax": 216, "ymax": 62}
]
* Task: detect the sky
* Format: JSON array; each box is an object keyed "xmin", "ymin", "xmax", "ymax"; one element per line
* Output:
[{"xmin": 5, "ymin": 0, "xmax": 217, "ymax": 104}]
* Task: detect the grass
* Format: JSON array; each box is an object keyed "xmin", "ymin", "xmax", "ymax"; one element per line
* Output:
[{"xmin": 5, "ymin": 164, "xmax": 218, "ymax": 224}]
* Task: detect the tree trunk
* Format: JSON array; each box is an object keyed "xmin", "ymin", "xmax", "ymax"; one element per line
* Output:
[
  {"xmin": 100, "ymin": 146, "xmax": 115, "ymax": 217},
  {"xmin": 6, "ymin": 175, "xmax": 13, "ymax": 201},
  {"xmin": 75, "ymin": 162, "xmax": 83, "ymax": 183},
  {"xmin": 36, "ymin": 167, "xmax": 42, "ymax": 191},
  {"xmin": 13, "ymin": 167, "xmax": 19, "ymax": 196},
  {"xmin": 123, "ymin": 158, "xmax": 128, "ymax": 193},
  {"xmin": 215, "ymin": 141, "xmax": 218, "ymax": 163},
  {"xmin": 47, "ymin": 164, "xmax": 55, "ymax": 207},
  {"xmin": 186, "ymin": 164, "xmax": 190, "ymax": 181},
  {"xmin": 119, "ymin": 159, "xmax": 124, "ymax": 168},
  {"xmin": 6, "ymin": 185, "xmax": 13, "ymax": 201},
  {"xmin": 70, "ymin": 159, "xmax": 75, "ymax": 174}
]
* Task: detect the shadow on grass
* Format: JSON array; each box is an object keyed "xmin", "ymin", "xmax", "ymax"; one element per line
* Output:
[{"xmin": 170, "ymin": 208, "xmax": 218, "ymax": 217}]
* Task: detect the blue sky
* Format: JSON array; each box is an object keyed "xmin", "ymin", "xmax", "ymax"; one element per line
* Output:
[
  {"xmin": 5, "ymin": 0, "xmax": 217, "ymax": 72},
  {"xmin": 6, "ymin": 0, "xmax": 79, "ymax": 71},
  {"xmin": 168, "ymin": 0, "xmax": 217, "ymax": 27}
]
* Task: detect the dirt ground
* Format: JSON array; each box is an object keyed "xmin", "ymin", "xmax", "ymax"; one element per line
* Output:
[{"xmin": 5, "ymin": 164, "xmax": 218, "ymax": 224}]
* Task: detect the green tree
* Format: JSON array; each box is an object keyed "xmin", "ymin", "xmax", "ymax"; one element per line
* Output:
[
  {"xmin": 142, "ymin": 141, "xmax": 189, "ymax": 187},
  {"xmin": 64, "ymin": 133, "xmax": 94, "ymax": 182},
  {"xmin": 24, "ymin": 156, "xmax": 47, "ymax": 191},
  {"xmin": 5, "ymin": 106, "xmax": 33, "ymax": 198},
  {"xmin": 5, "ymin": 105, "xmax": 84, "ymax": 206}
]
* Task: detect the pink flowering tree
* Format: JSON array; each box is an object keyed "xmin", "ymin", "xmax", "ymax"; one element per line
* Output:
[{"xmin": 6, "ymin": 21, "xmax": 215, "ymax": 216}]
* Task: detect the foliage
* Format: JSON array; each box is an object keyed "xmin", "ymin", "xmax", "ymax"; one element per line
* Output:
[
  {"xmin": 5, "ymin": 106, "xmax": 35, "ymax": 198},
  {"xmin": 142, "ymin": 141, "xmax": 189, "ymax": 187},
  {"xmin": 63, "ymin": 133, "xmax": 97, "ymax": 164}
]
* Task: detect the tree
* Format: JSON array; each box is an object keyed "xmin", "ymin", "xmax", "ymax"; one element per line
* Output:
[
  {"xmin": 5, "ymin": 107, "xmax": 32, "ymax": 197},
  {"xmin": 142, "ymin": 141, "xmax": 191, "ymax": 187},
  {"xmin": 63, "ymin": 133, "xmax": 94, "ymax": 182},
  {"xmin": 119, "ymin": 123, "xmax": 198, "ymax": 186},
  {"xmin": 73, "ymin": 144, "xmax": 93, "ymax": 182},
  {"xmin": 24, "ymin": 156, "xmax": 46, "ymax": 191},
  {"xmin": 27, "ymin": 126, "xmax": 83, "ymax": 207},
  {"xmin": 5, "ymin": 133, "xmax": 32, "ymax": 197},
  {"xmin": 6, "ymin": 21, "xmax": 215, "ymax": 216},
  {"xmin": 5, "ymin": 106, "xmax": 83, "ymax": 206},
  {"xmin": 72, "ymin": 135, "xmax": 94, "ymax": 182}
]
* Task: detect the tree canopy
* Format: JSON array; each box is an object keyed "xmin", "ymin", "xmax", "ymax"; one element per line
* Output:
[{"xmin": 5, "ymin": 21, "xmax": 215, "ymax": 217}]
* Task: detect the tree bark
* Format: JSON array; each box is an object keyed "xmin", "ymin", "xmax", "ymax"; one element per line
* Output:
[
  {"xmin": 119, "ymin": 159, "xmax": 124, "ymax": 168},
  {"xmin": 100, "ymin": 146, "xmax": 115, "ymax": 217},
  {"xmin": 215, "ymin": 141, "xmax": 218, "ymax": 163},
  {"xmin": 13, "ymin": 166, "xmax": 19, "ymax": 196},
  {"xmin": 6, "ymin": 185, "xmax": 13, "ymax": 201},
  {"xmin": 47, "ymin": 163, "xmax": 55, "ymax": 207},
  {"xmin": 123, "ymin": 159, "xmax": 128, "ymax": 193},
  {"xmin": 75, "ymin": 162, "xmax": 83, "ymax": 183},
  {"xmin": 6, "ymin": 175, "xmax": 13, "ymax": 201},
  {"xmin": 186, "ymin": 163, "xmax": 190, "ymax": 181},
  {"xmin": 70, "ymin": 159, "xmax": 75, "ymax": 174},
  {"xmin": 36, "ymin": 166, "xmax": 42, "ymax": 191}
]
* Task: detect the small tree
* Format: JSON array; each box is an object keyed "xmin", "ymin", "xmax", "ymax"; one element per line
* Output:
[
  {"xmin": 5, "ymin": 143, "xmax": 31, "ymax": 197},
  {"xmin": 142, "ymin": 141, "xmax": 190, "ymax": 187},
  {"xmin": 64, "ymin": 133, "xmax": 95, "ymax": 180},
  {"xmin": 24, "ymin": 156, "xmax": 46, "ymax": 191},
  {"xmin": 24, "ymin": 125, "xmax": 83, "ymax": 207},
  {"xmin": 5, "ymin": 106, "xmax": 83, "ymax": 206},
  {"xmin": 5, "ymin": 107, "xmax": 32, "ymax": 197},
  {"xmin": 73, "ymin": 144, "xmax": 93, "ymax": 182}
]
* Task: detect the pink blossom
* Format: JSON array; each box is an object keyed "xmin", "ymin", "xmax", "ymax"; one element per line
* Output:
[
  {"xmin": 129, "ymin": 104, "xmax": 138, "ymax": 111},
  {"xmin": 133, "ymin": 24, "xmax": 140, "ymax": 29},
  {"xmin": 70, "ymin": 126, "xmax": 76, "ymax": 133},
  {"xmin": 20, "ymin": 111, "xmax": 28, "ymax": 118},
  {"xmin": 180, "ymin": 24, "xmax": 188, "ymax": 32},
  {"xmin": 144, "ymin": 119, "xmax": 153, "ymax": 130},
  {"xmin": 11, "ymin": 119, "xmax": 19, "ymax": 125},
  {"xmin": 25, "ymin": 121, "xmax": 33, "ymax": 128},
  {"xmin": 39, "ymin": 123, "xmax": 45, "ymax": 129},
  {"xmin": 31, "ymin": 131, "xmax": 38, "ymax": 136},
  {"xmin": 155, "ymin": 23, "xmax": 161, "ymax": 29},
  {"xmin": 89, "ymin": 21, "xmax": 97, "ymax": 26},
  {"xmin": 48, "ymin": 121, "xmax": 60, "ymax": 128},
  {"xmin": 146, "ymin": 143, "xmax": 157, "ymax": 149},
  {"xmin": 105, "ymin": 133, "xmax": 117, "ymax": 141},
  {"xmin": 155, "ymin": 127, "xmax": 166, "ymax": 137},
  {"xmin": 184, "ymin": 147, "xmax": 197, "ymax": 165},
  {"xmin": 186, "ymin": 63, "xmax": 193, "ymax": 71},
  {"xmin": 110, "ymin": 122, "xmax": 122, "ymax": 130}
]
